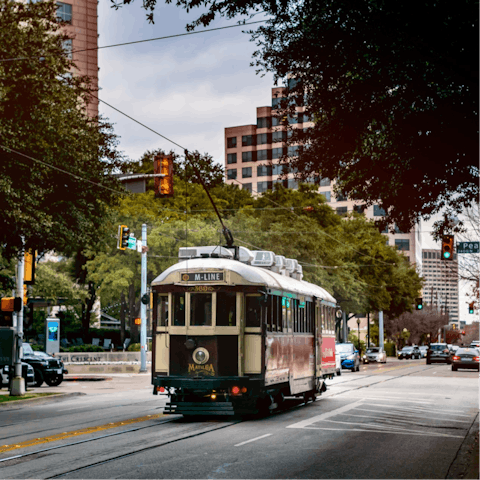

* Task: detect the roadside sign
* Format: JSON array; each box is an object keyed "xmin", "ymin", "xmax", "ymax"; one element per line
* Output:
[
  {"xmin": 127, "ymin": 237, "xmax": 137, "ymax": 250},
  {"xmin": 456, "ymin": 242, "xmax": 479, "ymax": 254}
]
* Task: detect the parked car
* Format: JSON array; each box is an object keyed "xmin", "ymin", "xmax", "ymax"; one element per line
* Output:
[
  {"xmin": 21, "ymin": 343, "xmax": 68, "ymax": 387},
  {"xmin": 419, "ymin": 346, "xmax": 428, "ymax": 358},
  {"xmin": 397, "ymin": 346, "xmax": 421, "ymax": 359},
  {"xmin": 335, "ymin": 345, "xmax": 342, "ymax": 376},
  {"xmin": 0, "ymin": 362, "xmax": 35, "ymax": 389},
  {"xmin": 336, "ymin": 343, "xmax": 360, "ymax": 372},
  {"xmin": 451, "ymin": 347, "xmax": 479, "ymax": 371},
  {"xmin": 470, "ymin": 341, "xmax": 480, "ymax": 349},
  {"xmin": 426, "ymin": 343, "xmax": 451, "ymax": 364},
  {"xmin": 362, "ymin": 347, "xmax": 387, "ymax": 364}
]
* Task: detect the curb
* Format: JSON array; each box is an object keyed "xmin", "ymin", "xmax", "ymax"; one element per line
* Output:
[
  {"xmin": 446, "ymin": 413, "xmax": 480, "ymax": 479},
  {"xmin": 0, "ymin": 392, "xmax": 86, "ymax": 409},
  {"xmin": 64, "ymin": 376, "xmax": 112, "ymax": 382}
]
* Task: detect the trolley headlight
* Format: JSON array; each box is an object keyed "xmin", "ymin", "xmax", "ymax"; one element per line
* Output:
[
  {"xmin": 347, "ymin": 354, "xmax": 355, "ymax": 360},
  {"xmin": 192, "ymin": 347, "xmax": 209, "ymax": 365}
]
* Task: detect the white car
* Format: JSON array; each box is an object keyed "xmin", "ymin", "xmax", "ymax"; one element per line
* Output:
[{"xmin": 362, "ymin": 347, "xmax": 387, "ymax": 364}]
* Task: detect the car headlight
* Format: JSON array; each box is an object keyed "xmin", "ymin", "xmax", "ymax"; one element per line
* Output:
[{"xmin": 347, "ymin": 354, "xmax": 355, "ymax": 360}]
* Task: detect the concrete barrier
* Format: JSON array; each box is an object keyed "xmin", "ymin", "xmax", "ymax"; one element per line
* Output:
[{"xmin": 56, "ymin": 352, "xmax": 152, "ymax": 363}]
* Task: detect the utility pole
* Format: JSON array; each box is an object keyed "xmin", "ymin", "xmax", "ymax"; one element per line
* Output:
[
  {"xmin": 379, "ymin": 311, "xmax": 384, "ymax": 352},
  {"xmin": 11, "ymin": 242, "xmax": 25, "ymax": 396},
  {"xmin": 140, "ymin": 224, "xmax": 147, "ymax": 373}
]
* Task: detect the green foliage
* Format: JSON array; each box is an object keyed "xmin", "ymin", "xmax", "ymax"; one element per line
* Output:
[
  {"xmin": 64, "ymin": 344, "xmax": 104, "ymax": 353},
  {"xmin": 0, "ymin": 0, "xmax": 124, "ymax": 260},
  {"xmin": 384, "ymin": 341, "xmax": 396, "ymax": 357}
]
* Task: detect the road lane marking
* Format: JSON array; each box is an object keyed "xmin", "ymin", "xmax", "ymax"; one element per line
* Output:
[
  {"xmin": 286, "ymin": 400, "xmax": 364, "ymax": 429},
  {"xmin": 358, "ymin": 405, "xmax": 473, "ymax": 417},
  {"xmin": 343, "ymin": 412, "xmax": 471, "ymax": 424},
  {"xmin": 0, "ymin": 413, "xmax": 165, "ymax": 454},
  {"xmin": 301, "ymin": 426, "xmax": 464, "ymax": 438},
  {"xmin": 234, "ymin": 434, "xmax": 272, "ymax": 447}
]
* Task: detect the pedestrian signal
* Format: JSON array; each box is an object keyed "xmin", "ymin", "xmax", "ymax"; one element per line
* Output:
[
  {"xmin": 441, "ymin": 235, "xmax": 454, "ymax": 260},
  {"xmin": 154, "ymin": 154, "xmax": 174, "ymax": 198}
]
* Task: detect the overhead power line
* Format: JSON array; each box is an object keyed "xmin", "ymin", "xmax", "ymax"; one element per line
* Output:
[{"xmin": 0, "ymin": 20, "xmax": 266, "ymax": 63}]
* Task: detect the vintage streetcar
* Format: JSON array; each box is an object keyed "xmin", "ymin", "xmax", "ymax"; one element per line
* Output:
[{"xmin": 151, "ymin": 245, "xmax": 337, "ymax": 416}]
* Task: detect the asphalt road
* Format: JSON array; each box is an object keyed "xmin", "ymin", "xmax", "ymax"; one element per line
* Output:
[{"xmin": 0, "ymin": 360, "xmax": 478, "ymax": 479}]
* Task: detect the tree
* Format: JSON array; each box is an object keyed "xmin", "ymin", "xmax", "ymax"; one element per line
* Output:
[
  {"xmin": 0, "ymin": 0, "xmax": 124, "ymax": 260},
  {"xmin": 115, "ymin": 0, "xmax": 479, "ymax": 232}
]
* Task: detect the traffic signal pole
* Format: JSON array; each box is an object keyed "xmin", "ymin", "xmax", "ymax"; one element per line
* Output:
[
  {"xmin": 140, "ymin": 223, "xmax": 147, "ymax": 373},
  {"xmin": 11, "ymin": 242, "xmax": 25, "ymax": 396}
]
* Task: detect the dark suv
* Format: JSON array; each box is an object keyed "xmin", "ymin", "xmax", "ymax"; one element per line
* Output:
[
  {"xmin": 22, "ymin": 343, "xmax": 68, "ymax": 387},
  {"xmin": 426, "ymin": 343, "xmax": 451, "ymax": 364}
]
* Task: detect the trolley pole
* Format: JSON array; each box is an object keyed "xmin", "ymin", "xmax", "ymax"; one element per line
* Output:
[
  {"xmin": 379, "ymin": 310, "xmax": 384, "ymax": 351},
  {"xmin": 140, "ymin": 224, "xmax": 147, "ymax": 373}
]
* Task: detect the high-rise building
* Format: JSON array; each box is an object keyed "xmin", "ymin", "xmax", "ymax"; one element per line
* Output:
[
  {"xmin": 422, "ymin": 249, "xmax": 459, "ymax": 324},
  {"xmin": 57, "ymin": 0, "xmax": 99, "ymax": 118},
  {"xmin": 224, "ymin": 86, "xmax": 423, "ymax": 273}
]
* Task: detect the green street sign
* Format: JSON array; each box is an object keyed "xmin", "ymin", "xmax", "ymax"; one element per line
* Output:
[
  {"xmin": 457, "ymin": 242, "xmax": 479, "ymax": 254},
  {"xmin": 127, "ymin": 237, "xmax": 137, "ymax": 250}
]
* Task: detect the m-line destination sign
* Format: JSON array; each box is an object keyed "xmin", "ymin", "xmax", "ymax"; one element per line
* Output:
[
  {"xmin": 456, "ymin": 242, "xmax": 479, "ymax": 254},
  {"xmin": 181, "ymin": 272, "xmax": 224, "ymax": 282}
]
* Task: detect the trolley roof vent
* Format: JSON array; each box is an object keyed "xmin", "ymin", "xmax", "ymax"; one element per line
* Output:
[
  {"xmin": 292, "ymin": 264, "xmax": 303, "ymax": 281},
  {"xmin": 285, "ymin": 258, "xmax": 298, "ymax": 275},
  {"xmin": 178, "ymin": 246, "xmax": 234, "ymax": 260},
  {"xmin": 251, "ymin": 250, "xmax": 276, "ymax": 267},
  {"xmin": 272, "ymin": 255, "xmax": 287, "ymax": 274},
  {"xmin": 238, "ymin": 246, "xmax": 254, "ymax": 264}
]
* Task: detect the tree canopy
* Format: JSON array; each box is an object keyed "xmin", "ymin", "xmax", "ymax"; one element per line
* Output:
[
  {"xmin": 0, "ymin": 0, "xmax": 124, "ymax": 260},
  {"xmin": 115, "ymin": 0, "xmax": 479, "ymax": 232}
]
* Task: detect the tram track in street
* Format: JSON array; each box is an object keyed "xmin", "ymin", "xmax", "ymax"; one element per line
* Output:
[{"xmin": 0, "ymin": 364, "xmax": 442, "ymax": 478}]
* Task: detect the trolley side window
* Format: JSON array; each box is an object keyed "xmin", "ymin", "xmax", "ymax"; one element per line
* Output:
[
  {"xmin": 173, "ymin": 292, "xmax": 186, "ymax": 326},
  {"xmin": 246, "ymin": 295, "xmax": 262, "ymax": 327},
  {"xmin": 157, "ymin": 295, "xmax": 169, "ymax": 327},
  {"xmin": 190, "ymin": 293, "xmax": 212, "ymax": 326},
  {"xmin": 216, "ymin": 292, "xmax": 237, "ymax": 326},
  {"xmin": 272, "ymin": 296, "xmax": 282, "ymax": 332}
]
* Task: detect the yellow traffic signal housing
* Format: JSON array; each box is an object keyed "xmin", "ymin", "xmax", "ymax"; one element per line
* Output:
[
  {"xmin": 24, "ymin": 250, "xmax": 36, "ymax": 284},
  {"xmin": 1, "ymin": 297, "xmax": 22, "ymax": 312},
  {"xmin": 154, "ymin": 154, "xmax": 174, "ymax": 198},
  {"xmin": 441, "ymin": 235, "xmax": 454, "ymax": 260},
  {"xmin": 134, "ymin": 317, "xmax": 141, "ymax": 325},
  {"xmin": 117, "ymin": 225, "xmax": 130, "ymax": 250}
]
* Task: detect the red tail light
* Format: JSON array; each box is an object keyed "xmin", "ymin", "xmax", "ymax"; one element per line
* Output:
[
  {"xmin": 474, "ymin": 357, "xmax": 479, "ymax": 362},
  {"xmin": 241, "ymin": 387, "xmax": 247, "ymax": 393},
  {"xmin": 231, "ymin": 386, "xmax": 240, "ymax": 396},
  {"xmin": 452, "ymin": 356, "xmax": 460, "ymax": 361}
]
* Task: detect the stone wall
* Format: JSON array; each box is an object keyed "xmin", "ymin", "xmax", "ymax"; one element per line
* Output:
[{"xmin": 56, "ymin": 352, "xmax": 152, "ymax": 363}]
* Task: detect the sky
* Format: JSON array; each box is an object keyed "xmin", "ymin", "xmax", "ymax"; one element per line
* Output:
[
  {"xmin": 97, "ymin": 0, "xmax": 274, "ymax": 164},
  {"xmin": 96, "ymin": 1, "xmax": 478, "ymax": 325}
]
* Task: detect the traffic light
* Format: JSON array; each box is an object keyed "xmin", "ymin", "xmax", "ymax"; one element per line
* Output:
[
  {"xmin": 24, "ymin": 250, "xmax": 36, "ymax": 284},
  {"xmin": 452, "ymin": 323, "xmax": 456, "ymax": 330},
  {"xmin": 154, "ymin": 154, "xmax": 174, "ymax": 198},
  {"xmin": 415, "ymin": 298, "xmax": 423, "ymax": 310},
  {"xmin": 469, "ymin": 302, "xmax": 475, "ymax": 314},
  {"xmin": 1, "ymin": 297, "xmax": 23, "ymax": 312},
  {"xmin": 117, "ymin": 225, "xmax": 130, "ymax": 250},
  {"xmin": 441, "ymin": 235, "xmax": 454, "ymax": 260},
  {"xmin": 134, "ymin": 317, "xmax": 141, "ymax": 325}
]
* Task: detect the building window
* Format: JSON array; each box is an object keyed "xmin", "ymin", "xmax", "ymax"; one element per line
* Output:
[
  {"xmin": 257, "ymin": 133, "xmax": 269, "ymax": 145},
  {"xmin": 272, "ymin": 147, "xmax": 284, "ymax": 159},
  {"xmin": 62, "ymin": 39, "xmax": 73, "ymax": 59},
  {"xmin": 243, "ymin": 183, "xmax": 252, "ymax": 193},
  {"xmin": 257, "ymin": 181, "xmax": 273, "ymax": 193},
  {"xmin": 272, "ymin": 97, "xmax": 282, "ymax": 109},
  {"xmin": 320, "ymin": 191, "xmax": 331, "ymax": 202},
  {"xmin": 242, "ymin": 135, "xmax": 254, "ymax": 147},
  {"xmin": 374, "ymin": 205, "xmax": 386, "ymax": 216},
  {"xmin": 395, "ymin": 239, "xmax": 410, "ymax": 251},
  {"xmin": 336, "ymin": 193, "xmax": 347, "ymax": 202},
  {"xmin": 394, "ymin": 224, "xmax": 405, "ymax": 234},
  {"xmin": 227, "ymin": 153, "xmax": 237, "ymax": 164},
  {"xmin": 227, "ymin": 169, "xmax": 237, "ymax": 180},
  {"xmin": 273, "ymin": 163, "xmax": 288, "ymax": 175},
  {"xmin": 320, "ymin": 177, "xmax": 330, "ymax": 186},
  {"xmin": 227, "ymin": 137, "xmax": 237, "ymax": 148},
  {"xmin": 56, "ymin": 2, "xmax": 72, "ymax": 23},
  {"xmin": 242, "ymin": 167, "xmax": 252, "ymax": 178},
  {"xmin": 242, "ymin": 151, "xmax": 255, "ymax": 162},
  {"xmin": 257, "ymin": 117, "xmax": 272, "ymax": 129},
  {"xmin": 336, "ymin": 206, "xmax": 348, "ymax": 215},
  {"xmin": 272, "ymin": 131, "xmax": 286, "ymax": 143},
  {"xmin": 257, "ymin": 149, "xmax": 270, "ymax": 161},
  {"xmin": 354, "ymin": 205, "xmax": 366, "ymax": 213},
  {"xmin": 287, "ymin": 145, "xmax": 299, "ymax": 157},
  {"xmin": 257, "ymin": 165, "xmax": 272, "ymax": 177}
]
